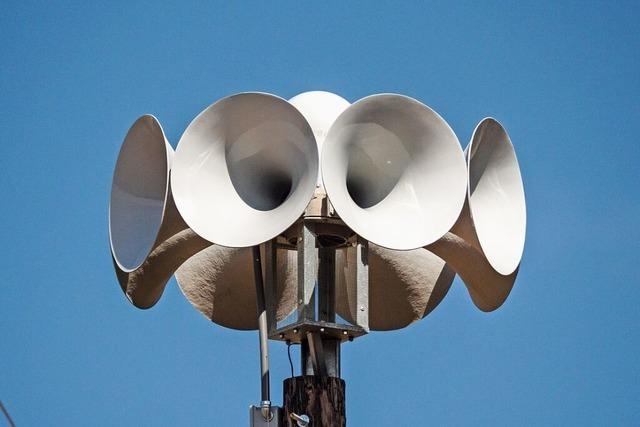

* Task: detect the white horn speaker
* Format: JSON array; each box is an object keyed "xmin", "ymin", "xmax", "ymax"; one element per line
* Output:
[
  {"xmin": 109, "ymin": 115, "xmax": 210, "ymax": 308},
  {"xmin": 319, "ymin": 94, "xmax": 466, "ymax": 329},
  {"xmin": 170, "ymin": 92, "xmax": 319, "ymax": 248},
  {"xmin": 426, "ymin": 118, "xmax": 526, "ymax": 311},
  {"xmin": 321, "ymin": 94, "xmax": 468, "ymax": 250},
  {"xmin": 167, "ymin": 93, "xmax": 318, "ymax": 328},
  {"xmin": 109, "ymin": 115, "xmax": 184, "ymax": 273}
]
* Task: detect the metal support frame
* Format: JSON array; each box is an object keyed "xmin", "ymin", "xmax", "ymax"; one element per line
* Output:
[
  {"xmin": 269, "ymin": 216, "xmax": 369, "ymax": 345},
  {"xmin": 263, "ymin": 240, "xmax": 278, "ymax": 336},
  {"xmin": 296, "ymin": 222, "xmax": 345, "ymax": 378}
]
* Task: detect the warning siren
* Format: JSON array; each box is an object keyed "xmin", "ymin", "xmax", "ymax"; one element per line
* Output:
[{"xmin": 109, "ymin": 93, "xmax": 525, "ymax": 332}]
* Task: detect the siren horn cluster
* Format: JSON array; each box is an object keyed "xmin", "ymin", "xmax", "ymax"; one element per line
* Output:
[
  {"xmin": 108, "ymin": 90, "xmax": 527, "ymax": 425},
  {"xmin": 108, "ymin": 91, "xmax": 526, "ymax": 329}
]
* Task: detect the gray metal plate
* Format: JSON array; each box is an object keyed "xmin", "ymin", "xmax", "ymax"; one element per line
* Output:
[{"xmin": 250, "ymin": 405, "xmax": 282, "ymax": 427}]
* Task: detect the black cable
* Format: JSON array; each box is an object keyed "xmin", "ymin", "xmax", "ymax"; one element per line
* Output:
[
  {"xmin": 0, "ymin": 401, "xmax": 15, "ymax": 427},
  {"xmin": 287, "ymin": 341, "xmax": 294, "ymax": 378}
]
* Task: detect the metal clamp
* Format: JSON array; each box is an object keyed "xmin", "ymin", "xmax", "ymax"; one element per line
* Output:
[{"xmin": 260, "ymin": 400, "xmax": 273, "ymax": 421}]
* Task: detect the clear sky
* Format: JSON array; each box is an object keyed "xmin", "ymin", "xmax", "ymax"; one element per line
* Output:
[{"xmin": 1, "ymin": 1, "xmax": 639, "ymax": 425}]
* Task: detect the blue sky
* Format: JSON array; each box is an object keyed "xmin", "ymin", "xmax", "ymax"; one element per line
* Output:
[{"xmin": 1, "ymin": 1, "xmax": 639, "ymax": 425}]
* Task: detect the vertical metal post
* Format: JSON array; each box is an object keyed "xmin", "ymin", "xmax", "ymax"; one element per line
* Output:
[
  {"xmin": 355, "ymin": 239, "xmax": 370, "ymax": 332},
  {"xmin": 300, "ymin": 339, "xmax": 315, "ymax": 376},
  {"xmin": 298, "ymin": 237, "xmax": 342, "ymax": 379},
  {"xmin": 252, "ymin": 246, "xmax": 271, "ymax": 421},
  {"xmin": 306, "ymin": 331, "xmax": 327, "ymax": 377},
  {"xmin": 301, "ymin": 337, "xmax": 340, "ymax": 378},
  {"xmin": 263, "ymin": 240, "xmax": 278, "ymax": 334}
]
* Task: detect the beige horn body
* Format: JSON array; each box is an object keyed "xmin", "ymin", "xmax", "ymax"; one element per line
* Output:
[
  {"xmin": 175, "ymin": 245, "xmax": 299, "ymax": 330},
  {"xmin": 425, "ymin": 118, "xmax": 526, "ymax": 311},
  {"xmin": 335, "ymin": 244, "xmax": 455, "ymax": 330},
  {"xmin": 319, "ymin": 94, "xmax": 468, "ymax": 330},
  {"xmin": 170, "ymin": 92, "xmax": 319, "ymax": 326}
]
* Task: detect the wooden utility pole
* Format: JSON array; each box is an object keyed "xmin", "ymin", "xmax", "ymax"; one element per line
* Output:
[{"xmin": 283, "ymin": 376, "xmax": 345, "ymax": 427}]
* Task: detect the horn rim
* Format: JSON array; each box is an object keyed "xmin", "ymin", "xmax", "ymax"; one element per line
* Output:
[
  {"xmin": 321, "ymin": 93, "xmax": 468, "ymax": 250},
  {"xmin": 171, "ymin": 92, "xmax": 319, "ymax": 248},
  {"xmin": 466, "ymin": 117, "xmax": 526, "ymax": 275},
  {"xmin": 109, "ymin": 114, "xmax": 172, "ymax": 273}
]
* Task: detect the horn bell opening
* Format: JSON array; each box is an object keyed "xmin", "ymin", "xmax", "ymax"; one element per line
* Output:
[
  {"xmin": 467, "ymin": 118, "xmax": 526, "ymax": 275},
  {"xmin": 171, "ymin": 93, "xmax": 318, "ymax": 248},
  {"xmin": 109, "ymin": 115, "xmax": 171, "ymax": 272},
  {"xmin": 322, "ymin": 94, "xmax": 467, "ymax": 250}
]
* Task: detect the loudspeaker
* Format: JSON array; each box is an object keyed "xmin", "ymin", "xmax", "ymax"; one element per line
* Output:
[{"xmin": 426, "ymin": 118, "xmax": 526, "ymax": 311}]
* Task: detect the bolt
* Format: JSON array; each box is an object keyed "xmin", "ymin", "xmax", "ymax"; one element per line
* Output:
[
  {"xmin": 359, "ymin": 305, "xmax": 365, "ymax": 311},
  {"xmin": 290, "ymin": 413, "xmax": 310, "ymax": 427}
]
